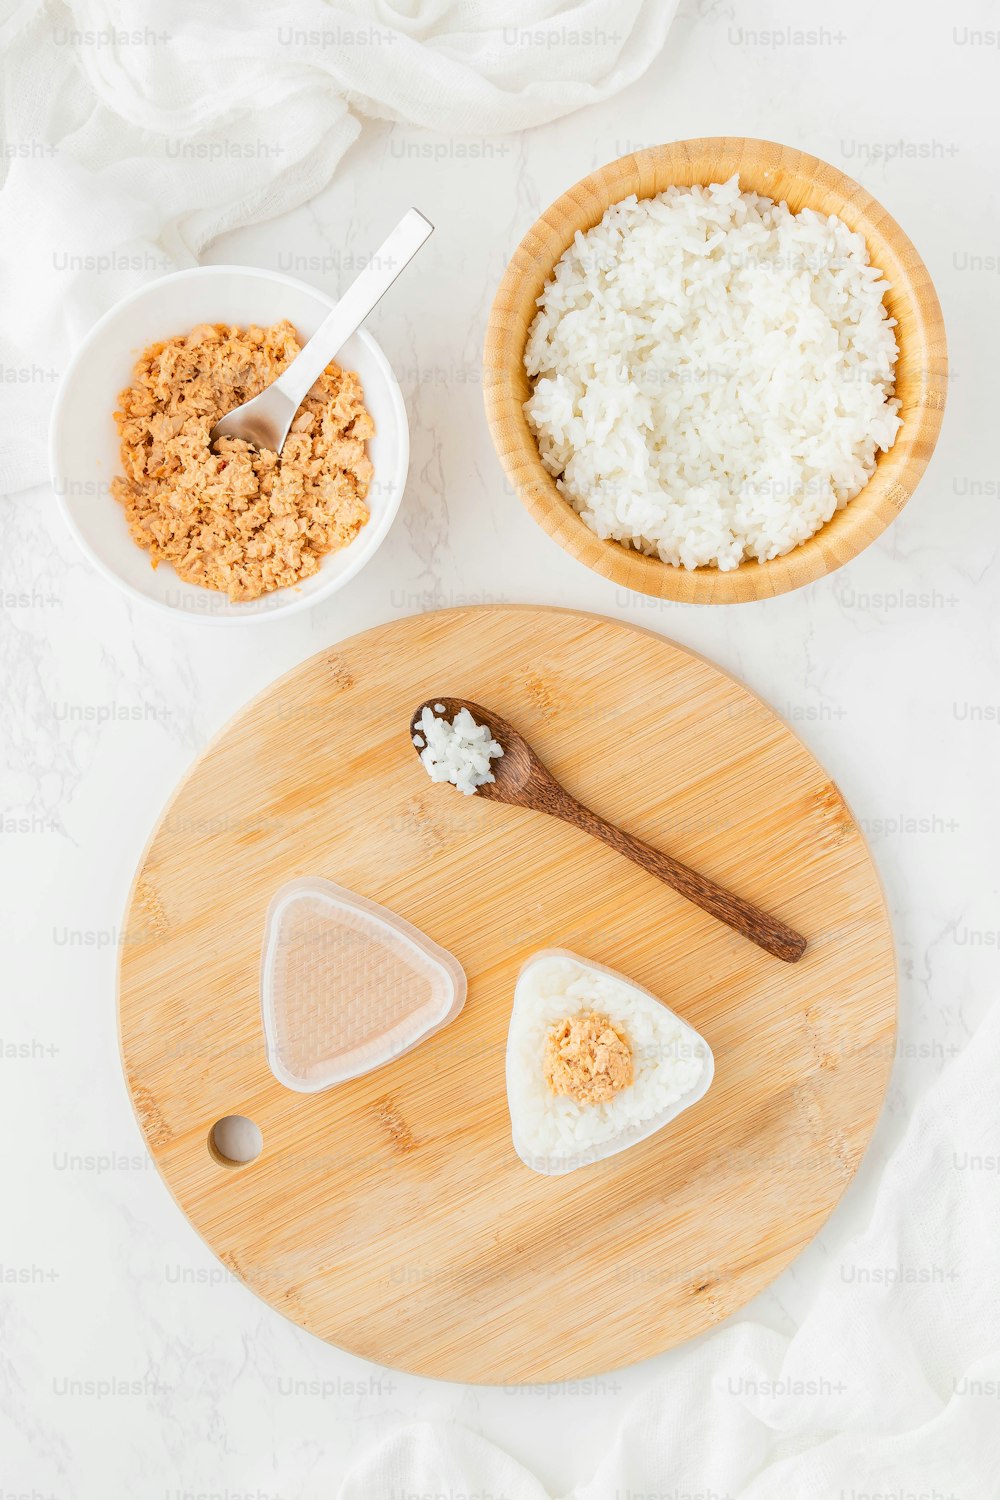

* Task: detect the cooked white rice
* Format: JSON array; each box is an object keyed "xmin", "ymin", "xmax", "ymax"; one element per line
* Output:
[
  {"xmin": 524, "ymin": 176, "xmax": 902, "ymax": 570},
  {"xmin": 413, "ymin": 704, "xmax": 503, "ymax": 796},
  {"xmin": 507, "ymin": 952, "xmax": 710, "ymax": 1174}
]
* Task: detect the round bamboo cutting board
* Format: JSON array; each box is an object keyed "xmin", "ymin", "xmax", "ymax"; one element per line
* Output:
[{"xmin": 119, "ymin": 606, "xmax": 895, "ymax": 1383}]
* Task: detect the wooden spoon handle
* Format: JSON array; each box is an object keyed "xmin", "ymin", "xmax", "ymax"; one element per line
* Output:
[{"xmin": 561, "ymin": 797, "xmax": 806, "ymax": 964}]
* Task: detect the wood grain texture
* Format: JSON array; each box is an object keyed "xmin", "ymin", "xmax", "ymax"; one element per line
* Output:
[
  {"xmin": 119, "ymin": 606, "xmax": 896, "ymax": 1382},
  {"xmin": 414, "ymin": 696, "xmax": 806, "ymax": 962},
  {"xmin": 483, "ymin": 137, "xmax": 948, "ymax": 604}
]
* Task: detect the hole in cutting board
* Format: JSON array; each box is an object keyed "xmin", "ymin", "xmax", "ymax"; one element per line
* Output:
[{"xmin": 209, "ymin": 1115, "xmax": 262, "ymax": 1167}]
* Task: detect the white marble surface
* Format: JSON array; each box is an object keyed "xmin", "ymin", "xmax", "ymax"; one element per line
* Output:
[{"xmin": 3, "ymin": 0, "xmax": 998, "ymax": 1494}]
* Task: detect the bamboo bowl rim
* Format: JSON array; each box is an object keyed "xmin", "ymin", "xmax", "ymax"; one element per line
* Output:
[{"xmin": 483, "ymin": 137, "xmax": 948, "ymax": 604}]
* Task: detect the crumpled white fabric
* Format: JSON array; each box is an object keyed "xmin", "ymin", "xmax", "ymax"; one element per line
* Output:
[
  {"xmin": 338, "ymin": 1000, "xmax": 1000, "ymax": 1498},
  {"xmin": 0, "ymin": 0, "xmax": 678, "ymax": 497}
]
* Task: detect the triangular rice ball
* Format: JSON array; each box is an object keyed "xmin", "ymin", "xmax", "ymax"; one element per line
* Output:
[{"xmin": 506, "ymin": 949, "xmax": 713, "ymax": 1175}]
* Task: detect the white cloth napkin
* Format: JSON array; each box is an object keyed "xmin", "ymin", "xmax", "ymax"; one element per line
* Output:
[
  {"xmin": 338, "ymin": 1000, "xmax": 1000, "ymax": 1498},
  {"xmin": 0, "ymin": 0, "xmax": 678, "ymax": 497}
]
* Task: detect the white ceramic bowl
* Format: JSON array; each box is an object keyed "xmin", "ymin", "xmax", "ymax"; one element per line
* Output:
[{"xmin": 49, "ymin": 265, "xmax": 409, "ymax": 623}]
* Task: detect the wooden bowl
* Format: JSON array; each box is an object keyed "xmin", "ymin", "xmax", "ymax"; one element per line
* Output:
[{"xmin": 483, "ymin": 138, "xmax": 947, "ymax": 604}]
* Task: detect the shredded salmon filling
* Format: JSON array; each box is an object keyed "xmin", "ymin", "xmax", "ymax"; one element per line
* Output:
[
  {"xmin": 543, "ymin": 1011, "xmax": 634, "ymax": 1105},
  {"xmin": 110, "ymin": 320, "xmax": 373, "ymax": 603}
]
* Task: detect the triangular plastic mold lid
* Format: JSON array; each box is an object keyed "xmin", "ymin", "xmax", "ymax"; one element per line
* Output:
[
  {"xmin": 261, "ymin": 877, "xmax": 467, "ymax": 1092},
  {"xmin": 506, "ymin": 949, "xmax": 714, "ymax": 1176}
]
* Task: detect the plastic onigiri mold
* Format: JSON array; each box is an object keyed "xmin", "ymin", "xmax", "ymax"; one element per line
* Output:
[{"xmin": 260, "ymin": 877, "xmax": 466, "ymax": 1092}]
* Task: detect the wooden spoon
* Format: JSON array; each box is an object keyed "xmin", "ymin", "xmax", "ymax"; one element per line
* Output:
[{"xmin": 410, "ymin": 697, "xmax": 807, "ymax": 965}]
